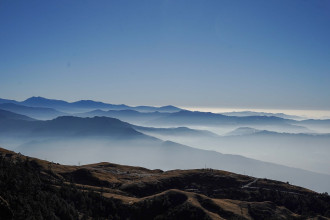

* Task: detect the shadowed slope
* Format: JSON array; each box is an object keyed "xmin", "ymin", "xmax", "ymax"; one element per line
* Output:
[
  {"xmin": 0, "ymin": 109, "xmax": 35, "ymax": 121},
  {"xmin": 0, "ymin": 103, "xmax": 66, "ymax": 120}
]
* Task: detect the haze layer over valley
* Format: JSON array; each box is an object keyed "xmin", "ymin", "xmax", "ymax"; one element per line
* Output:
[{"xmin": 1, "ymin": 97, "xmax": 330, "ymax": 193}]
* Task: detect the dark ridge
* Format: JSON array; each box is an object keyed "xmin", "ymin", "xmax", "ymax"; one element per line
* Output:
[{"xmin": 0, "ymin": 148, "xmax": 330, "ymax": 219}]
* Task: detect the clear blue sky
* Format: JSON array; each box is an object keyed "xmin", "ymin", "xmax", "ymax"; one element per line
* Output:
[{"xmin": 1, "ymin": 0, "xmax": 329, "ymax": 110}]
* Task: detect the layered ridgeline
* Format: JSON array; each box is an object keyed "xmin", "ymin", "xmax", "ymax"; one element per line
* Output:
[
  {"xmin": 1, "ymin": 97, "xmax": 329, "ymax": 134},
  {"xmin": 76, "ymin": 108, "xmax": 330, "ymax": 134},
  {"xmin": 221, "ymin": 111, "xmax": 305, "ymax": 120},
  {"xmin": 0, "ymin": 148, "xmax": 330, "ymax": 220},
  {"xmin": 0, "ymin": 103, "xmax": 66, "ymax": 120},
  {"xmin": 0, "ymin": 111, "xmax": 330, "ymax": 194},
  {"xmin": 140, "ymin": 125, "xmax": 330, "ymax": 176},
  {"xmin": 1, "ymin": 97, "xmax": 330, "ymax": 193},
  {"xmin": 1, "ymin": 97, "xmax": 329, "ymax": 133},
  {"xmin": 0, "ymin": 109, "xmax": 35, "ymax": 121},
  {"xmin": 0, "ymin": 97, "xmax": 182, "ymax": 119}
]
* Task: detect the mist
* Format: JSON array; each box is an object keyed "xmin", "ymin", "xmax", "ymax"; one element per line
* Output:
[
  {"xmin": 138, "ymin": 129, "xmax": 330, "ymax": 175},
  {"xmin": 0, "ymin": 132, "xmax": 329, "ymax": 193},
  {"xmin": 1, "ymin": 104, "xmax": 330, "ymax": 193}
]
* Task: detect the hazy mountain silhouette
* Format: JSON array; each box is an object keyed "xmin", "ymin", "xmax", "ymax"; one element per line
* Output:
[
  {"xmin": 146, "ymin": 110, "xmax": 310, "ymax": 133},
  {"xmin": 22, "ymin": 96, "xmax": 70, "ymax": 109},
  {"xmin": 149, "ymin": 110, "xmax": 292, "ymax": 125},
  {"xmin": 33, "ymin": 116, "xmax": 148, "ymax": 138},
  {"xmin": 0, "ymin": 116, "xmax": 148, "ymax": 139},
  {"xmin": 134, "ymin": 125, "xmax": 220, "ymax": 138},
  {"xmin": 0, "ymin": 96, "xmax": 182, "ymax": 113},
  {"xmin": 299, "ymin": 119, "xmax": 330, "ymax": 125},
  {"xmin": 0, "ymin": 98, "xmax": 18, "ymax": 104},
  {"xmin": 152, "ymin": 125, "xmax": 330, "ymax": 175},
  {"xmin": 78, "ymin": 109, "xmax": 307, "ymax": 129},
  {"xmin": 0, "ymin": 109, "xmax": 35, "ymax": 121},
  {"xmin": 0, "ymin": 103, "xmax": 66, "ymax": 120},
  {"xmin": 70, "ymin": 100, "xmax": 129, "ymax": 109},
  {"xmin": 77, "ymin": 109, "xmax": 170, "ymax": 125},
  {"xmin": 294, "ymin": 119, "xmax": 330, "ymax": 133},
  {"xmin": 222, "ymin": 111, "xmax": 305, "ymax": 120},
  {"xmin": 76, "ymin": 109, "xmax": 313, "ymax": 134},
  {"xmin": 224, "ymin": 127, "xmax": 329, "ymax": 137},
  {"xmin": 0, "ymin": 115, "xmax": 329, "ymax": 192},
  {"xmin": 131, "ymin": 105, "xmax": 181, "ymax": 112},
  {"xmin": 225, "ymin": 127, "xmax": 260, "ymax": 136},
  {"xmin": 2, "ymin": 97, "xmax": 325, "ymax": 134}
]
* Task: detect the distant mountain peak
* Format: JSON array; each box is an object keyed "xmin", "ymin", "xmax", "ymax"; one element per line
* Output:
[
  {"xmin": 159, "ymin": 105, "xmax": 181, "ymax": 110},
  {"xmin": 23, "ymin": 96, "xmax": 69, "ymax": 105},
  {"xmin": 25, "ymin": 96, "xmax": 60, "ymax": 101},
  {"xmin": 225, "ymin": 127, "xmax": 261, "ymax": 136}
]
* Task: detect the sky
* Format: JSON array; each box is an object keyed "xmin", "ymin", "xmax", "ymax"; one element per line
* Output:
[{"xmin": 1, "ymin": 0, "xmax": 330, "ymax": 110}]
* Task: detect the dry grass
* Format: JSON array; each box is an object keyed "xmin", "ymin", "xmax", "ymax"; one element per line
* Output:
[{"xmin": 1, "ymin": 147, "xmax": 326, "ymax": 220}]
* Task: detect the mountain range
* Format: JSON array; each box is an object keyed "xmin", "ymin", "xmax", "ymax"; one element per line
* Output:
[
  {"xmin": 1, "ymin": 97, "xmax": 329, "ymax": 134},
  {"xmin": 0, "ymin": 109, "xmax": 35, "ymax": 121},
  {"xmin": 1, "ymin": 97, "xmax": 330, "ymax": 194},
  {"xmin": 147, "ymin": 125, "xmax": 330, "ymax": 175},
  {"xmin": 221, "ymin": 111, "xmax": 305, "ymax": 120},
  {"xmin": 0, "ymin": 111, "xmax": 330, "ymax": 193},
  {"xmin": 0, "ymin": 103, "xmax": 66, "ymax": 120},
  {"xmin": 0, "ymin": 97, "xmax": 182, "ymax": 114}
]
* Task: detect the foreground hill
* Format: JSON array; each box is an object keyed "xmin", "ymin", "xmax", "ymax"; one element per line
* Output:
[{"xmin": 0, "ymin": 147, "xmax": 329, "ymax": 220}]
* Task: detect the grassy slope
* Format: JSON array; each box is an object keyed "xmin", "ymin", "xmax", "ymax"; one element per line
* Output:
[{"xmin": 0, "ymin": 147, "xmax": 330, "ymax": 220}]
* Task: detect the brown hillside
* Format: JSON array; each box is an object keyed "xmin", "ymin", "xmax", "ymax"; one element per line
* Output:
[{"xmin": 0, "ymin": 147, "xmax": 329, "ymax": 220}]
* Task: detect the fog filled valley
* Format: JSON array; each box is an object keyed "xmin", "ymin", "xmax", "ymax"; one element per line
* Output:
[{"xmin": 0, "ymin": 97, "xmax": 330, "ymax": 196}]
